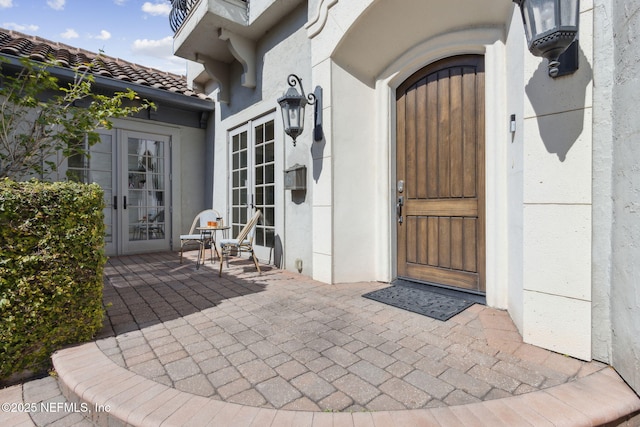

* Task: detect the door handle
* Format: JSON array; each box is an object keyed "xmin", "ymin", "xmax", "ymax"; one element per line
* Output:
[
  {"xmin": 397, "ymin": 196, "xmax": 404, "ymax": 224},
  {"xmin": 123, "ymin": 196, "xmax": 127, "ymax": 209},
  {"xmin": 114, "ymin": 196, "xmax": 117, "ymax": 210}
]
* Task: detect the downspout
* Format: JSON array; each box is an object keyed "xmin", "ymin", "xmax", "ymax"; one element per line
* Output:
[{"xmin": 205, "ymin": 111, "xmax": 215, "ymax": 208}]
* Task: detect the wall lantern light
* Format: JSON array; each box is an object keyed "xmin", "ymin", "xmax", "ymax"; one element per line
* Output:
[
  {"xmin": 513, "ymin": 0, "xmax": 580, "ymax": 77},
  {"xmin": 277, "ymin": 74, "xmax": 322, "ymax": 146}
]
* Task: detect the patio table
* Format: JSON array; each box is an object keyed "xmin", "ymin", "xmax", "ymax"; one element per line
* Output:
[{"xmin": 195, "ymin": 225, "xmax": 230, "ymax": 269}]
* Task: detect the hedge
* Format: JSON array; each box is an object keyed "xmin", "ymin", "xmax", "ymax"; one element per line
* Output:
[{"xmin": 0, "ymin": 179, "xmax": 106, "ymax": 381}]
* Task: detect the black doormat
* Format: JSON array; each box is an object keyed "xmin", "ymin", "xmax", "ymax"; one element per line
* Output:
[{"xmin": 363, "ymin": 284, "xmax": 476, "ymax": 321}]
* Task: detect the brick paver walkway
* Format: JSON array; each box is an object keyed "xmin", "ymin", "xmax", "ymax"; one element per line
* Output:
[
  {"xmin": 96, "ymin": 252, "xmax": 605, "ymax": 412},
  {"xmin": 2, "ymin": 251, "xmax": 640, "ymax": 426}
]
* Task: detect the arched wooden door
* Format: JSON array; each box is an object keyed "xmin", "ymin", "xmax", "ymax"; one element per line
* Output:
[{"xmin": 396, "ymin": 55, "xmax": 485, "ymax": 293}]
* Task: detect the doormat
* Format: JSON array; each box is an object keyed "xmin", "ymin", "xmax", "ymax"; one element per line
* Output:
[{"xmin": 363, "ymin": 285, "xmax": 476, "ymax": 321}]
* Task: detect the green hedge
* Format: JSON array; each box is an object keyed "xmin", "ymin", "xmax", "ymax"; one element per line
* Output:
[{"xmin": 0, "ymin": 179, "xmax": 106, "ymax": 381}]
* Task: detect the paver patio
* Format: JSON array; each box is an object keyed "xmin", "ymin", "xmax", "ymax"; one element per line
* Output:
[
  {"xmin": 2, "ymin": 251, "xmax": 640, "ymax": 426},
  {"xmin": 95, "ymin": 252, "xmax": 602, "ymax": 411}
]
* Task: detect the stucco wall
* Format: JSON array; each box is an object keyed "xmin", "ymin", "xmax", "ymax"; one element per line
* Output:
[
  {"xmin": 330, "ymin": 62, "xmax": 380, "ymax": 283},
  {"xmin": 505, "ymin": 10, "xmax": 526, "ymax": 333},
  {"xmin": 610, "ymin": 0, "xmax": 640, "ymax": 394},
  {"xmin": 591, "ymin": 0, "xmax": 615, "ymax": 364},
  {"xmin": 177, "ymin": 124, "xmax": 209, "ymax": 239},
  {"xmin": 520, "ymin": 1, "xmax": 594, "ymax": 360},
  {"xmin": 209, "ymin": 4, "xmax": 313, "ymax": 274}
]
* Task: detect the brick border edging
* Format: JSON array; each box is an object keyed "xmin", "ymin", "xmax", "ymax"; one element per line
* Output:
[{"xmin": 53, "ymin": 342, "xmax": 640, "ymax": 427}]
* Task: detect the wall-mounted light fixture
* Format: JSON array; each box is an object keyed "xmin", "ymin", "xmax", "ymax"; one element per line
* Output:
[
  {"xmin": 513, "ymin": 0, "xmax": 580, "ymax": 77},
  {"xmin": 277, "ymin": 74, "xmax": 322, "ymax": 146}
]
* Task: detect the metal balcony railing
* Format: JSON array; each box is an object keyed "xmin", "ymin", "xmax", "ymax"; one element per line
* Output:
[
  {"xmin": 169, "ymin": 0, "xmax": 248, "ymax": 33},
  {"xmin": 170, "ymin": 0, "xmax": 196, "ymax": 33}
]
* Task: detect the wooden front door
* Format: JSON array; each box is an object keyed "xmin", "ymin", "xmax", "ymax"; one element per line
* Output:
[{"xmin": 396, "ymin": 55, "xmax": 485, "ymax": 292}]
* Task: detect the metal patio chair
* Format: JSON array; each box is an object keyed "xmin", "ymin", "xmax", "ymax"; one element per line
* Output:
[
  {"xmin": 218, "ymin": 210, "xmax": 262, "ymax": 276},
  {"xmin": 179, "ymin": 209, "xmax": 220, "ymax": 266}
]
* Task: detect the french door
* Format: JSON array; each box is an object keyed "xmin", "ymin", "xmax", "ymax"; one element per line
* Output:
[
  {"xmin": 67, "ymin": 129, "xmax": 171, "ymax": 255},
  {"xmin": 229, "ymin": 114, "xmax": 276, "ymax": 262},
  {"xmin": 396, "ymin": 55, "xmax": 485, "ymax": 292}
]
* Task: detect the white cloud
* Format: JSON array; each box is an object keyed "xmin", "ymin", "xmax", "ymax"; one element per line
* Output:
[
  {"xmin": 60, "ymin": 28, "xmax": 78, "ymax": 39},
  {"xmin": 130, "ymin": 36, "xmax": 186, "ymax": 74},
  {"xmin": 142, "ymin": 1, "xmax": 171, "ymax": 17},
  {"xmin": 3, "ymin": 23, "xmax": 39, "ymax": 32},
  {"xmin": 46, "ymin": 0, "xmax": 65, "ymax": 10},
  {"xmin": 0, "ymin": 0, "xmax": 14, "ymax": 9},
  {"xmin": 113, "ymin": 0, "xmax": 126, "ymax": 5},
  {"xmin": 95, "ymin": 30, "xmax": 111, "ymax": 41},
  {"xmin": 131, "ymin": 36, "xmax": 173, "ymax": 58}
]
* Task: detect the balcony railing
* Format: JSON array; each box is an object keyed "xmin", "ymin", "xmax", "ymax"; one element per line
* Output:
[
  {"xmin": 170, "ymin": 0, "xmax": 196, "ymax": 33},
  {"xmin": 169, "ymin": 0, "xmax": 248, "ymax": 33}
]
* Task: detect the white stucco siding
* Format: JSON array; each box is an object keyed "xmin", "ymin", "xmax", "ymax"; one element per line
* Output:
[
  {"xmin": 209, "ymin": 5, "xmax": 313, "ymax": 275},
  {"xmin": 610, "ymin": 0, "xmax": 640, "ymax": 393},
  {"xmin": 523, "ymin": 288, "xmax": 592, "ymax": 359},
  {"xmin": 523, "ymin": 204, "xmax": 592, "ymax": 301},
  {"xmin": 590, "ymin": 0, "xmax": 614, "ymax": 364},
  {"xmin": 329, "ymin": 0, "xmax": 512, "ymax": 85},
  {"xmin": 505, "ymin": 9, "xmax": 526, "ymax": 333},
  {"xmin": 520, "ymin": 4, "xmax": 594, "ymax": 360},
  {"xmin": 177, "ymin": 124, "xmax": 209, "ymax": 238},
  {"xmin": 330, "ymin": 61, "xmax": 381, "ymax": 283}
]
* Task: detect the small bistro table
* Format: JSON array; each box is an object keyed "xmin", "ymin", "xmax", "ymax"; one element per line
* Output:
[{"xmin": 195, "ymin": 225, "xmax": 230, "ymax": 269}]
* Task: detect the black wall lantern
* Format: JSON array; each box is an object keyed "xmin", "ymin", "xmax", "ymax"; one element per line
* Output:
[
  {"xmin": 513, "ymin": 0, "xmax": 580, "ymax": 77},
  {"xmin": 277, "ymin": 74, "xmax": 322, "ymax": 146}
]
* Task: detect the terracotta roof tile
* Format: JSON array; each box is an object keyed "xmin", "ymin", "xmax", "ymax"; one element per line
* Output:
[{"xmin": 0, "ymin": 28, "xmax": 209, "ymax": 101}]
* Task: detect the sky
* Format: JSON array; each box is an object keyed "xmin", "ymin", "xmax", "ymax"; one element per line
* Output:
[{"xmin": 0, "ymin": 0, "xmax": 187, "ymax": 75}]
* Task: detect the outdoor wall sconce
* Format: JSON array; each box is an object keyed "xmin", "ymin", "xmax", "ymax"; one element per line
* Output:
[
  {"xmin": 513, "ymin": 0, "xmax": 580, "ymax": 77},
  {"xmin": 277, "ymin": 74, "xmax": 322, "ymax": 146}
]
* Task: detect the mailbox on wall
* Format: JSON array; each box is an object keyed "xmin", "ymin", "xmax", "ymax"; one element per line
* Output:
[{"xmin": 284, "ymin": 164, "xmax": 307, "ymax": 191}]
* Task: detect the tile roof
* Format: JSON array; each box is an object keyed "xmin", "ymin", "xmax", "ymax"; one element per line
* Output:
[{"xmin": 0, "ymin": 28, "xmax": 209, "ymax": 101}]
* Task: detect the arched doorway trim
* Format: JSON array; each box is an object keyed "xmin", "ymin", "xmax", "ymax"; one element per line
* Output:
[{"xmin": 373, "ymin": 27, "xmax": 509, "ymax": 308}]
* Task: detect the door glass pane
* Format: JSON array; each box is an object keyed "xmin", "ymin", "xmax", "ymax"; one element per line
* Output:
[
  {"xmin": 266, "ymin": 186, "xmax": 274, "ymax": 205},
  {"xmin": 256, "ymin": 187, "xmax": 264, "ymax": 205},
  {"xmin": 265, "ymin": 142, "xmax": 275, "ymax": 163},
  {"xmin": 66, "ymin": 134, "xmax": 113, "ymax": 244},
  {"xmin": 127, "ymin": 137, "xmax": 165, "ymax": 242},
  {"xmin": 254, "ymin": 121, "xmax": 276, "ymax": 249},
  {"xmin": 265, "ymin": 121, "xmax": 274, "ymax": 141},
  {"xmin": 255, "ymin": 166, "xmax": 264, "ymax": 185},
  {"xmin": 230, "ymin": 119, "xmax": 276, "ymax": 253},
  {"xmin": 255, "ymin": 125, "xmax": 264, "ymax": 144},
  {"xmin": 231, "ymin": 130, "xmax": 249, "ymax": 233},
  {"xmin": 266, "ymin": 229, "xmax": 275, "ymax": 247}
]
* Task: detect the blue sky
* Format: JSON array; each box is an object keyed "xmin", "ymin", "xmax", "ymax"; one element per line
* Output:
[{"xmin": 0, "ymin": 0, "xmax": 187, "ymax": 75}]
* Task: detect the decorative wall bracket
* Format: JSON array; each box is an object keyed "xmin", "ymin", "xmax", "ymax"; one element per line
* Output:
[
  {"xmin": 219, "ymin": 28, "xmax": 256, "ymax": 89},
  {"xmin": 195, "ymin": 53, "xmax": 230, "ymax": 103},
  {"xmin": 193, "ymin": 28, "xmax": 256, "ymax": 103}
]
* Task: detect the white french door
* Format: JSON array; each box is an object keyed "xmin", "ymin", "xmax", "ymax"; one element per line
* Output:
[
  {"xmin": 229, "ymin": 114, "xmax": 276, "ymax": 262},
  {"xmin": 121, "ymin": 130, "xmax": 171, "ymax": 254},
  {"xmin": 67, "ymin": 129, "xmax": 171, "ymax": 255}
]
